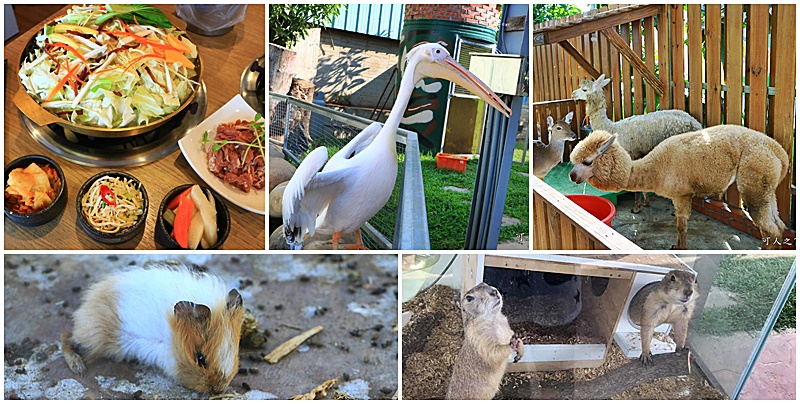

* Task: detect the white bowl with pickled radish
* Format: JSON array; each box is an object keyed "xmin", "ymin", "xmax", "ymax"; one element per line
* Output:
[{"xmin": 155, "ymin": 184, "xmax": 230, "ymax": 249}]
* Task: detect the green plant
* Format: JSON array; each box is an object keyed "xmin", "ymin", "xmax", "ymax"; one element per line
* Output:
[
  {"xmin": 269, "ymin": 4, "xmax": 343, "ymax": 49},
  {"xmin": 532, "ymin": 4, "xmax": 582, "ymax": 24}
]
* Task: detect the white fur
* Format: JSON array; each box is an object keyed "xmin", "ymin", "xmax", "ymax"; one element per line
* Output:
[
  {"xmin": 110, "ymin": 267, "xmax": 230, "ymax": 379},
  {"xmin": 572, "ymin": 74, "xmax": 702, "ymax": 159}
]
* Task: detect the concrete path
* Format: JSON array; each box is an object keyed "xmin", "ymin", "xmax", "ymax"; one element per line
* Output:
[{"xmin": 739, "ymin": 330, "xmax": 796, "ymax": 400}]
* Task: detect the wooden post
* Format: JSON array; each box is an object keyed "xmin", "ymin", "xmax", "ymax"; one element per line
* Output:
[
  {"xmin": 767, "ymin": 4, "xmax": 796, "ymax": 225},
  {"xmin": 705, "ymin": 5, "xmax": 722, "ymax": 127},
  {"xmin": 643, "ymin": 16, "xmax": 656, "ymax": 113},
  {"xmin": 745, "ymin": 4, "xmax": 770, "ymax": 133},
  {"xmin": 669, "ymin": 5, "xmax": 685, "ymax": 110},
  {"xmin": 657, "ymin": 5, "xmax": 671, "ymax": 109},
  {"xmin": 724, "ymin": 5, "xmax": 744, "ymax": 207},
  {"xmin": 687, "ymin": 5, "xmax": 703, "ymax": 122}
]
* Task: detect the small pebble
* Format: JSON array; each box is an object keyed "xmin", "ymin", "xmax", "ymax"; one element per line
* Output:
[
  {"xmin": 372, "ymin": 324, "xmax": 384, "ymax": 332},
  {"xmin": 128, "ymin": 261, "xmax": 137, "ymax": 266},
  {"xmin": 22, "ymin": 281, "xmax": 30, "ymax": 287},
  {"xmin": 274, "ymin": 304, "xmax": 283, "ymax": 310},
  {"xmin": 72, "ymin": 286, "xmax": 82, "ymax": 293},
  {"xmin": 241, "ymin": 382, "xmax": 251, "ymax": 391},
  {"xmin": 231, "ymin": 257, "xmax": 241, "ymax": 264},
  {"xmin": 47, "ymin": 275, "xmax": 56, "ymax": 281},
  {"xmin": 381, "ymin": 340, "xmax": 392, "ymax": 348},
  {"xmin": 15, "ymin": 368, "xmax": 26, "ymax": 374},
  {"xmin": 370, "ymin": 287, "xmax": 387, "ymax": 296},
  {"xmin": 257, "ymin": 304, "xmax": 265, "ymax": 311},
  {"xmin": 299, "ymin": 275, "xmax": 311, "ymax": 282},
  {"xmin": 42, "ymin": 267, "xmax": 54, "ymax": 274},
  {"xmin": 133, "ymin": 390, "xmax": 143, "ymax": 399},
  {"xmin": 342, "ymin": 372, "xmax": 351, "ymax": 381},
  {"xmin": 380, "ymin": 387, "xmax": 393, "ymax": 395},
  {"xmin": 248, "ymin": 367, "xmax": 259, "ymax": 375},
  {"xmin": 238, "ymin": 368, "xmax": 248, "ymax": 375},
  {"xmin": 349, "ymin": 329, "xmax": 362, "ymax": 337},
  {"xmin": 107, "ymin": 255, "xmax": 119, "ymax": 261}
]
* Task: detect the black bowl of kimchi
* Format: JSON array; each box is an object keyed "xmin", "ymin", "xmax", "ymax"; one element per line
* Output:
[{"xmin": 4, "ymin": 154, "xmax": 67, "ymax": 227}]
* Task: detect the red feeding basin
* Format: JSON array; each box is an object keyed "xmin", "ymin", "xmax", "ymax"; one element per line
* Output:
[{"xmin": 566, "ymin": 194, "xmax": 616, "ymax": 226}]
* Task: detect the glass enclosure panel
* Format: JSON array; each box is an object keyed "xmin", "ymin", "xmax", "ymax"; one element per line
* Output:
[{"xmin": 401, "ymin": 253, "xmax": 796, "ymax": 400}]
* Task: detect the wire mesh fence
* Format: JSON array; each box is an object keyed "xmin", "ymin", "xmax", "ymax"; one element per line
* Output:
[{"xmin": 269, "ymin": 92, "xmax": 427, "ymax": 250}]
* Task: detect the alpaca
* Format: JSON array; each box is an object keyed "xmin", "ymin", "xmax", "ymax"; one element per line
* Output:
[
  {"xmin": 572, "ymin": 75, "xmax": 703, "ymax": 212},
  {"xmin": 569, "ymin": 126, "xmax": 789, "ymax": 250},
  {"xmin": 534, "ymin": 112, "xmax": 577, "ymax": 179}
]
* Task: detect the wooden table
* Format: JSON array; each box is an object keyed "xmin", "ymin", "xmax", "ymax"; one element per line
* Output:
[{"xmin": 4, "ymin": 5, "xmax": 266, "ymax": 250}]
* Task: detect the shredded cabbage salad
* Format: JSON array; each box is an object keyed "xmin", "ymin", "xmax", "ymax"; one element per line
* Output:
[{"xmin": 18, "ymin": 5, "xmax": 199, "ymax": 128}]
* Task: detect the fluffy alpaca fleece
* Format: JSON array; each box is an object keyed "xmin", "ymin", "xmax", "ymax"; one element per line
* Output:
[
  {"xmin": 572, "ymin": 75, "xmax": 702, "ymax": 159},
  {"xmin": 569, "ymin": 126, "xmax": 789, "ymax": 249}
]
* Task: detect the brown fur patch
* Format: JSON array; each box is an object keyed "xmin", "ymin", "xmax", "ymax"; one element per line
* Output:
[
  {"xmin": 169, "ymin": 297, "xmax": 245, "ymax": 394},
  {"xmin": 71, "ymin": 279, "xmax": 122, "ymax": 362}
]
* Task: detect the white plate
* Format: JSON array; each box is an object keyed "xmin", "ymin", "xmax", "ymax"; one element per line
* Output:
[{"xmin": 179, "ymin": 94, "xmax": 265, "ymax": 214}]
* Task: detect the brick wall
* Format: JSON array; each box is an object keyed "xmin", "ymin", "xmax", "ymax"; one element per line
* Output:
[
  {"xmin": 404, "ymin": 4, "xmax": 501, "ymax": 29},
  {"xmin": 314, "ymin": 28, "xmax": 399, "ymax": 110},
  {"xmin": 692, "ymin": 198, "xmax": 796, "ymax": 250}
]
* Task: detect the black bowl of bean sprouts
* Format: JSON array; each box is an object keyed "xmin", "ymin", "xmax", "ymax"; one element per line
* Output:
[{"xmin": 76, "ymin": 171, "xmax": 148, "ymax": 244}]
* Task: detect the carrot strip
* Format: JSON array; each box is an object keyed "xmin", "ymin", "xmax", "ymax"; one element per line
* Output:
[{"xmin": 44, "ymin": 63, "xmax": 81, "ymax": 102}]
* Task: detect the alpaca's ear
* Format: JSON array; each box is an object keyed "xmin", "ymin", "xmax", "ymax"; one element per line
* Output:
[
  {"xmin": 563, "ymin": 111, "xmax": 574, "ymax": 123},
  {"xmin": 547, "ymin": 115, "xmax": 554, "ymax": 128},
  {"xmin": 596, "ymin": 74, "xmax": 606, "ymax": 83},
  {"xmin": 598, "ymin": 77, "xmax": 611, "ymax": 89},
  {"xmin": 598, "ymin": 135, "xmax": 617, "ymax": 154}
]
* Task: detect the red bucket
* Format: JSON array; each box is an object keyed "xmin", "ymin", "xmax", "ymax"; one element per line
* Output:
[{"xmin": 566, "ymin": 194, "xmax": 616, "ymax": 226}]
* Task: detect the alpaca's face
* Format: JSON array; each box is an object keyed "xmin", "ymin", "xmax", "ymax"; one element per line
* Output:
[
  {"xmin": 569, "ymin": 132, "xmax": 618, "ymax": 184},
  {"xmin": 572, "ymin": 75, "xmax": 610, "ymax": 101},
  {"xmin": 571, "ymin": 80, "xmax": 593, "ymax": 101}
]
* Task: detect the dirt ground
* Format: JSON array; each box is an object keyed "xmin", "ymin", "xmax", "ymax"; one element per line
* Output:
[
  {"xmin": 401, "ymin": 285, "xmax": 724, "ymax": 400},
  {"xmin": 4, "ymin": 254, "xmax": 398, "ymax": 400}
]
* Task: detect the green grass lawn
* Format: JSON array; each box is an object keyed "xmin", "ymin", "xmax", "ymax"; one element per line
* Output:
[
  {"xmin": 419, "ymin": 154, "xmax": 529, "ymax": 249},
  {"xmin": 697, "ymin": 255, "xmax": 795, "ymax": 336}
]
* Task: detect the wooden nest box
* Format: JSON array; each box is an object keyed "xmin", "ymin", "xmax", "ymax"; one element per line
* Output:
[{"xmin": 461, "ymin": 254, "xmax": 691, "ymax": 372}]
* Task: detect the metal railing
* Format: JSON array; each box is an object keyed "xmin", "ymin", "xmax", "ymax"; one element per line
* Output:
[{"xmin": 269, "ymin": 92, "xmax": 429, "ymax": 249}]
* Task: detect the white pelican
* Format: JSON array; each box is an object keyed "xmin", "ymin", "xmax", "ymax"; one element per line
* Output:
[{"xmin": 282, "ymin": 42, "xmax": 512, "ymax": 250}]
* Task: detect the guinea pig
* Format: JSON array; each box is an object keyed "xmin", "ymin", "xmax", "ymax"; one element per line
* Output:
[{"xmin": 61, "ymin": 262, "xmax": 244, "ymax": 394}]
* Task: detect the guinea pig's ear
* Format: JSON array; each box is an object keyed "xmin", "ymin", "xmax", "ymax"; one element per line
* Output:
[
  {"xmin": 174, "ymin": 301, "xmax": 211, "ymax": 327},
  {"xmin": 226, "ymin": 289, "xmax": 243, "ymax": 311}
]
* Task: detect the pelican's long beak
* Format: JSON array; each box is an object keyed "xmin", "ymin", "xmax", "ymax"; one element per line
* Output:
[{"xmin": 423, "ymin": 56, "xmax": 512, "ymax": 117}]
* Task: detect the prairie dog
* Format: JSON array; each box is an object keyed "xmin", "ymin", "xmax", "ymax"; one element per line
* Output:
[
  {"xmin": 446, "ymin": 283, "xmax": 523, "ymax": 400},
  {"xmin": 628, "ymin": 270, "xmax": 698, "ymax": 366},
  {"xmin": 62, "ymin": 263, "xmax": 244, "ymax": 394}
]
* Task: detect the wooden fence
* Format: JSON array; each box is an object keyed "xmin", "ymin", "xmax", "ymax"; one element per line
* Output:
[{"xmin": 533, "ymin": 4, "xmax": 796, "ymax": 246}]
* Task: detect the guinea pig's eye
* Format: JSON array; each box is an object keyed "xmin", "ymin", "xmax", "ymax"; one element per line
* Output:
[
  {"xmin": 195, "ymin": 352, "xmax": 207, "ymax": 368},
  {"xmin": 582, "ymin": 160, "xmax": 592, "ymax": 166},
  {"xmin": 435, "ymin": 49, "xmax": 441, "ymax": 54},
  {"xmin": 670, "ymin": 275, "xmax": 677, "ymax": 282},
  {"xmin": 465, "ymin": 295, "xmax": 474, "ymax": 302}
]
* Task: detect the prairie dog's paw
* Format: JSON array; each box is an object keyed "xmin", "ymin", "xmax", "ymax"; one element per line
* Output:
[
  {"xmin": 511, "ymin": 336, "xmax": 524, "ymax": 363},
  {"xmin": 638, "ymin": 352, "xmax": 653, "ymax": 368}
]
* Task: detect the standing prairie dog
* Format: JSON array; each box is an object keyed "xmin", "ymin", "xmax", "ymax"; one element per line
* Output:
[
  {"xmin": 628, "ymin": 270, "xmax": 698, "ymax": 367},
  {"xmin": 62, "ymin": 263, "xmax": 244, "ymax": 394},
  {"xmin": 446, "ymin": 283, "xmax": 523, "ymax": 400}
]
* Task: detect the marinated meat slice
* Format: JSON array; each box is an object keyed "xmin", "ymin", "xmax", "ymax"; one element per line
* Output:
[{"xmin": 205, "ymin": 119, "xmax": 265, "ymax": 193}]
